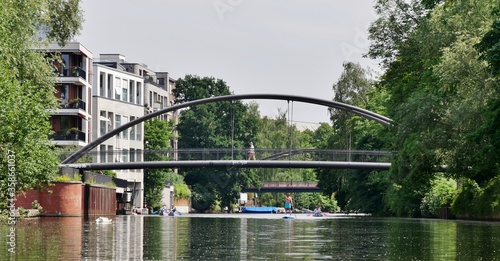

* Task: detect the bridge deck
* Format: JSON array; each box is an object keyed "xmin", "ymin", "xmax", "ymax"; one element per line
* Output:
[
  {"xmin": 63, "ymin": 160, "xmax": 392, "ymax": 170},
  {"xmin": 243, "ymin": 182, "xmax": 321, "ymax": 193}
]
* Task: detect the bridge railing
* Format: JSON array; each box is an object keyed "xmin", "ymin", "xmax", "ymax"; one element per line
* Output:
[{"xmin": 58, "ymin": 148, "xmax": 393, "ymax": 164}]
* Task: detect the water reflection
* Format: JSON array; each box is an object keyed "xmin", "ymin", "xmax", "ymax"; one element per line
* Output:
[{"xmin": 1, "ymin": 215, "xmax": 499, "ymax": 260}]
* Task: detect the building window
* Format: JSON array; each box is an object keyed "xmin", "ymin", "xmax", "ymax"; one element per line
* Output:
[
  {"xmin": 122, "ymin": 116, "xmax": 128, "ymax": 139},
  {"xmin": 129, "ymin": 80, "xmax": 135, "ymax": 104},
  {"xmin": 107, "ymin": 145, "xmax": 114, "ymax": 163},
  {"xmin": 121, "ymin": 149, "xmax": 129, "ymax": 172},
  {"xmin": 61, "ymin": 84, "xmax": 69, "ymax": 106},
  {"xmin": 136, "ymin": 122, "xmax": 142, "ymax": 141},
  {"xmin": 115, "ymin": 114, "xmax": 121, "ymax": 138},
  {"xmin": 130, "ymin": 148, "xmax": 135, "ymax": 162},
  {"xmin": 130, "ymin": 116, "xmax": 136, "ymax": 140},
  {"xmin": 99, "ymin": 73, "xmax": 105, "ymax": 97},
  {"xmin": 136, "ymin": 82, "xmax": 142, "ymax": 105},
  {"xmin": 100, "ymin": 117, "xmax": 107, "ymax": 136},
  {"xmin": 122, "ymin": 79, "xmax": 128, "ymax": 102},
  {"xmin": 107, "ymin": 74, "xmax": 113, "ymax": 99},
  {"xmin": 114, "ymin": 77, "xmax": 121, "ymax": 100},
  {"xmin": 100, "ymin": 145, "xmax": 106, "ymax": 163}
]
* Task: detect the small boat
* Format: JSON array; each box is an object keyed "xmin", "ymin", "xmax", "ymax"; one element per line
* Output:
[
  {"xmin": 96, "ymin": 217, "xmax": 112, "ymax": 224},
  {"xmin": 241, "ymin": 206, "xmax": 278, "ymax": 213}
]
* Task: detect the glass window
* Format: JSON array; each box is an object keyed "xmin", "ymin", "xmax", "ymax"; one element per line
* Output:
[
  {"xmin": 122, "ymin": 79, "xmax": 128, "ymax": 102},
  {"xmin": 130, "ymin": 149, "xmax": 135, "ymax": 162},
  {"xmin": 136, "ymin": 122, "xmax": 142, "ymax": 141},
  {"xmin": 100, "ymin": 111, "xmax": 107, "ymax": 135},
  {"xmin": 122, "ymin": 116, "xmax": 128, "ymax": 139},
  {"xmin": 100, "ymin": 145, "xmax": 106, "ymax": 163},
  {"xmin": 62, "ymin": 54, "xmax": 70, "ymax": 76},
  {"xmin": 130, "ymin": 116, "xmax": 136, "ymax": 140},
  {"xmin": 61, "ymin": 85, "xmax": 69, "ymax": 106},
  {"xmin": 115, "ymin": 77, "xmax": 121, "ymax": 100},
  {"xmin": 107, "ymin": 145, "xmax": 114, "ymax": 163},
  {"xmin": 122, "ymin": 149, "xmax": 129, "ymax": 172},
  {"xmin": 100, "ymin": 119, "xmax": 107, "ymax": 136},
  {"xmin": 99, "ymin": 73, "xmax": 105, "ymax": 97},
  {"xmin": 136, "ymin": 82, "xmax": 142, "ymax": 105},
  {"xmin": 129, "ymin": 80, "xmax": 135, "ymax": 104},
  {"xmin": 115, "ymin": 115, "xmax": 121, "ymax": 138}
]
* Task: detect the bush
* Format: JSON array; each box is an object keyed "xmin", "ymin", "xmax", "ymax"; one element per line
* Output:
[
  {"xmin": 31, "ymin": 200, "xmax": 43, "ymax": 213},
  {"xmin": 102, "ymin": 170, "xmax": 117, "ymax": 178},
  {"xmin": 475, "ymin": 176, "xmax": 500, "ymax": 218},
  {"xmin": 174, "ymin": 182, "xmax": 191, "ymax": 199},
  {"xmin": 451, "ymin": 179, "xmax": 481, "ymax": 218},
  {"xmin": 420, "ymin": 176, "xmax": 457, "ymax": 217}
]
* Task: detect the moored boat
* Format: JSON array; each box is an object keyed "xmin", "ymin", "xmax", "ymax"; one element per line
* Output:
[{"xmin": 241, "ymin": 206, "xmax": 278, "ymax": 213}]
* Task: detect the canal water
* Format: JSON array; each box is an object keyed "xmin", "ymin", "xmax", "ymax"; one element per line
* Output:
[{"xmin": 1, "ymin": 214, "xmax": 499, "ymax": 260}]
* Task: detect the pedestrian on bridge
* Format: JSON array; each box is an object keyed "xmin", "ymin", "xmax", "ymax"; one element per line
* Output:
[{"xmin": 248, "ymin": 142, "xmax": 256, "ymax": 160}]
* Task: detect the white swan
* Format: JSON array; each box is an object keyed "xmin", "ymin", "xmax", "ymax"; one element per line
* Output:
[{"xmin": 96, "ymin": 217, "xmax": 113, "ymax": 224}]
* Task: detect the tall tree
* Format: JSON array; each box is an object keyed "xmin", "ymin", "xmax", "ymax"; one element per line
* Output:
[
  {"xmin": 173, "ymin": 75, "xmax": 260, "ymax": 212},
  {"xmin": 0, "ymin": 0, "xmax": 83, "ymax": 207},
  {"xmin": 143, "ymin": 119, "xmax": 176, "ymax": 209},
  {"xmin": 317, "ymin": 62, "xmax": 390, "ymax": 214},
  {"xmin": 367, "ymin": 0, "xmax": 440, "ymax": 67}
]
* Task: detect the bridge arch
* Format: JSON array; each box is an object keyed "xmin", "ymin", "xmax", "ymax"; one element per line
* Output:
[{"xmin": 61, "ymin": 93, "xmax": 393, "ymax": 164}]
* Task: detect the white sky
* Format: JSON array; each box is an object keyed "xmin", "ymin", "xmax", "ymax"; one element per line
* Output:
[{"xmin": 77, "ymin": 0, "xmax": 379, "ymax": 126}]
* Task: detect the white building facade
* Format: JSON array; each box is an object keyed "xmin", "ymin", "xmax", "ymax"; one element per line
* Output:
[{"xmin": 92, "ymin": 54, "xmax": 145, "ymax": 210}]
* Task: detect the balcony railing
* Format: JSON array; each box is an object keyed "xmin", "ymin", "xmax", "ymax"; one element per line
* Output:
[
  {"xmin": 60, "ymin": 99, "xmax": 86, "ymax": 110},
  {"xmin": 57, "ymin": 66, "xmax": 87, "ymax": 80},
  {"xmin": 50, "ymin": 130, "xmax": 86, "ymax": 142}
]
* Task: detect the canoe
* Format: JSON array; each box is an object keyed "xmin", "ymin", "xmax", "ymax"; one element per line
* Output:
[{"xmin": 241, "ymin": 206, "xmax": 277, "ymax": 213}]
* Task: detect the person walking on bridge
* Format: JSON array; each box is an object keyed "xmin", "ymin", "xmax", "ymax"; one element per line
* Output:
[{"xmin": 248, "ymin": 142, "xmax": 256, "ymax": 160}]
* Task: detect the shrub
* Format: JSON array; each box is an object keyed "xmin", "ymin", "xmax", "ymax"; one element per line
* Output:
[
  {"xmin": 451, "ymin": 179, "xmax": 481, "ymax": 218},
  {"xmin": 475, "ymin": 176, "xmax": 500, "ymax": 218},
  {"xmin": 174, "ymin": 182, "xmax": 191, "ymax": 199},
  {"xmin": 420, "ymin": 176, "xmax": 457, "ymax": 217}
]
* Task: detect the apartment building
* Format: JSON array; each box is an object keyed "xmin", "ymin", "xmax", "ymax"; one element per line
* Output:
[
  {"xmin": 92, "ymin": 54, "xmax": 145, "ymax": 210},
  {"xmin": 46, "ymin": 43, "xmax": 179, "ymax": 211},
  {"xmin": 119, "ymin": 60, "xmax": 179, "ymax": 160},
  {"xmin": 48, "ymin": 42, "xmax": 93, "ymax": 148}
]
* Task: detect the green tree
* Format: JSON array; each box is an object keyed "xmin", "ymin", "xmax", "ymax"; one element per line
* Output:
[
  {"xmin": 370, "ymin": 0, "xmax": 499, "ymax": 216},
  {"xmin": 0, "ymin": 0, "xmax": 83, "ymax": 207},
  {"xmin": 317, "ymin": 62, "xmax": 390, "ymax": 214},
  {"xmin": 144, "ymin": 119, "xmax": 175, "ymax": 209},
  {"xmin": 367, "ymin": 0, "xmax": 440, "ymax": 67},
  {"xmin": 173, "ymin": 75, "xmax": 260, "ymax": 212}
]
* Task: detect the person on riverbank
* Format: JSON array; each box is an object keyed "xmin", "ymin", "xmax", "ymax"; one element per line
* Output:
[
  {"xmin": 248, "ymin": 142, "xmax": 256, "ymax": 160},
  {"xmin": 285, "ymin": 193, "xmax": 293, "ymax": 215},
  {"xmin": 313, "ymin": 205, "xmax": 323, "ymax": 217},
  {"xmin": 168, "ymin": 204, "xmax": 177, "ymax": 216},
  {"xmin": 160, "ymin": 205, "xmax": 168, "ymax": 215}
]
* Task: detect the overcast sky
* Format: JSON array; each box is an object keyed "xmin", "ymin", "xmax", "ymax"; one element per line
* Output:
[{"xmin": 77, "ymin": 0, "xmax": 379, "ymax": 127}]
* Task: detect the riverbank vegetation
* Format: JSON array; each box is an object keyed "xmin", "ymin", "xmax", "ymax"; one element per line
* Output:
[{"xmin": 315, "ymin": 0, "xmax": 500, "ymax": 219}]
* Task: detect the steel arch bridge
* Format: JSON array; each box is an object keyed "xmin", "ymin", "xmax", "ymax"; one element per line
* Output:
[{"xmin": 61, "ymin": 93, "xmax": 393, "ymax": 169}]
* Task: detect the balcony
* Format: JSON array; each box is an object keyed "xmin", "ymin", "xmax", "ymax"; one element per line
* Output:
[
  {"xmin": 50, "ymin": 129, "xmax": 86, "ymax": 142},
  {"xmin": 60, "ymin": 99, "xmax": 86, "ymax": 111},
  {"xmin": 57, "ymin": 66, "xmax": 87, "ymax": 80}
]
